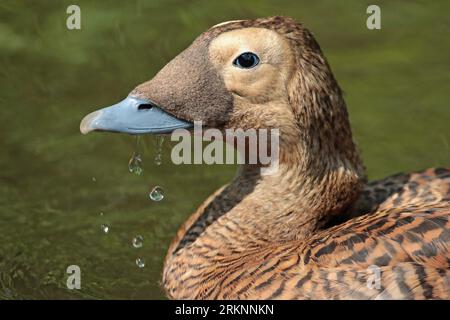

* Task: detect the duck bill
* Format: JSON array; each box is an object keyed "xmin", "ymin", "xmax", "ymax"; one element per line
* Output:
[{"xmin": 80, "ymin": 96, "xmax": 193, "ymax": 135}]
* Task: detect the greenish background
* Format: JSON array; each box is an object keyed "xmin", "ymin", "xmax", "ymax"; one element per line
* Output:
[{"xmin": 0, "ymin": 0, "xmax": 448, "ymax": 299}]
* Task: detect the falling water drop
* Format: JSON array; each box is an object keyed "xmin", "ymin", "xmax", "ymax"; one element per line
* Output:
[
  {"xmin": 132, "ymin": 235, "xmax": 144, "ymax": 248},
  {"xmin": 128, "ymin": 152, "xmax": 143, "ymax": 175},
  {"xmin": 149, "ymin": 186, "xmax": 164, "ymax": 201},
  {"xmin": 100, "ymin": 224, "xmax": 109, "ymax": 233},
  {"xmin": 154, "ymin": 135, "xmax": 165, "ymax": 166},
  {"xmin": 154, "ymin": 154, "xmax": 162, "ymax": 166},
  {"xmin": 136, "ymin": 257, "xmax": 145, "ymax": 268},
  {"xmin": 128, "ymin": 136, "xmax": 143, "ymax": 175}
]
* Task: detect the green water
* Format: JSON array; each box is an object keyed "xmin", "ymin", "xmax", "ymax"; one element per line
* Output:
[{"xmin": 0, "ymin": 0, "xmax": 449, "ymax": 299}]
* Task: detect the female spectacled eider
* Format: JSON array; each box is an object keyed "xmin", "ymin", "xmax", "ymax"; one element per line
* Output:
[{"xmin": 80, "ymin": 16, "xmax": 450, "ymax": 299}]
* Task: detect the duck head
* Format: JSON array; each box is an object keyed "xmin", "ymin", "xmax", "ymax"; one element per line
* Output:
[
  {"xmin": 80, "ymin": 16, "xmax": 365, "ymax": 184},
  {"xmin": 82, "ymin": 17, "xmax": 306, "ymax": 130},
  {"xmin": 80, "ymin": 17, "xmax": 297, "ymax": 135}
]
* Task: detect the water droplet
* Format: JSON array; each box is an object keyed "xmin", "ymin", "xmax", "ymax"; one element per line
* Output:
[
  {"xmin": 136, "ymin": 257, "xmax": 145, "ymax": 268},
  {"xmin": 99, "ymin": 212, "xmax": 104, "ymax": 216},
  {"xmin": 128, "ymin": 135, "xmax": 143, "ymax": 175},
  {"xmin": 128, "ymin": 152, "xmax": 143, "ymax": 175},
  {"xmin": 132, "ymin": 235, "xmax": 144, "ymax": 248},
  {"xmin": 154, "ymin": 135, "xmax": 165, "ymax": 166},
  {"xmin": 149, "ymin": 186, "xmax": 164, "ymax": 201},
  {"xmin": 156, "ymin": 135, "xmax": 165, "ymax": 148},
  {"xmin": 92, "ymin": 177, "xmax": 97, "ymax": 182},
  {"xmin": 100, "ymin": 224, "xmax": 109, "ymax": 233},
  {"xmin": 154, "ymin": 154, "xmax": 162, "ymax": 166}
]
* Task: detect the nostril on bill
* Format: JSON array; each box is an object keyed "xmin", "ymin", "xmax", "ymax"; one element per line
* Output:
[{"xmin": 137, "ymin": 104, "xmax": 154, "ymax": 111}]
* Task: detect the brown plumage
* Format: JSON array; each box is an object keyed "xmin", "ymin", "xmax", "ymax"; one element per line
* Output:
[
  {"xmin": 159, "ymin": 17, "xmax": 450, "ymax": 300},
  {"xmin": 162, "ymin": 168, "xmax": 449, "ymax": 299},
  {"xmin": 83, "ymin": 16, "xmax": 450, "ymax": 299}
]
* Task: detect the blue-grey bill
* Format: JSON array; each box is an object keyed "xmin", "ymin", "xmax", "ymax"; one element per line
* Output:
[{"xmin": 80, "ymin": 96, "xmax": 193, "ymax": 135}]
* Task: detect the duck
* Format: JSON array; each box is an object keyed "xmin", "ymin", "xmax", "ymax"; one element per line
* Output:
[{"xmin": 80, "ymin": 16, "xmax": 450, "ymax": 299}]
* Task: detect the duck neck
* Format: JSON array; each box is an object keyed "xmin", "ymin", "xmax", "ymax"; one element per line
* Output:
[
  {"xmin": 226, "ymin": 151, "xmax": 363, "ymax": 244},
  {"xmin": 170, "ymin": 141, "xmax": 364, "ymax": 258},
  {"xmin": 163, "ymin": 136, "xmax": 365, "ymax": 298}
]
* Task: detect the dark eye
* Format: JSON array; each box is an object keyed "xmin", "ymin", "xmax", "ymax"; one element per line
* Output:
[{"xmin": 233, "ymin": 52, "xmax": 260, "ymax": 69}]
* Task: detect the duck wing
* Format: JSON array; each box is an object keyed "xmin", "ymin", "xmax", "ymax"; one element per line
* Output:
[
  {"xmin": 297, "ymin": 204, "xmax": 449, "ymax": 299},
  {"xmin": 292, "ymin": 168, "xmax": 450, "ymax": 299},
  {"xmin": 242, "ymin": 168, "xmax": 450, "ymax": 299}
]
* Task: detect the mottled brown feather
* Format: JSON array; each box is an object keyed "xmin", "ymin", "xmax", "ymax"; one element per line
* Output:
[
  {"xmin": 144, "ymin": 16, "xmax": 450, "ymax": 300},
  {"xmin": 164, "ymin": 168, "xmax": 449, "ymax": 299}
]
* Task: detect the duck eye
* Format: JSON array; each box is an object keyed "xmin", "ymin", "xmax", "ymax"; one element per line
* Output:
[{"xmin": 233, "ymin": 52, "xmax": 260, "ymax": 69}]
